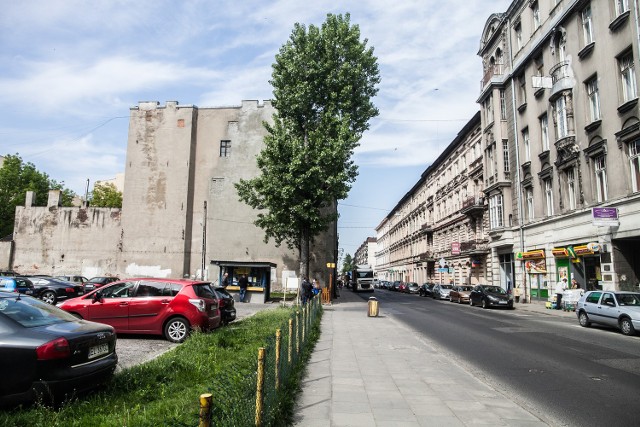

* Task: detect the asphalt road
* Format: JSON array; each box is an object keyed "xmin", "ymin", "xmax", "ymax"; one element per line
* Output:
[{"xmin": 353, "ymin": 289, "xmax": 640, "ymax": 427}]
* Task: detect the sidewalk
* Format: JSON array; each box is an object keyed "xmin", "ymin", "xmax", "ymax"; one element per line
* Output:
[{"xmin": 292, "ymin": 291, "xmax": 573, "ymax": 427}]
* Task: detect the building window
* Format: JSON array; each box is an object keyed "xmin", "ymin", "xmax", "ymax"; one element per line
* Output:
[
  {"xmin": 555, "ymin": 96, "xmax": 568, "ymax": 139},
  {"xmin": 630, "ymin": 140, "xmax": 640, "ymax": 192},
  {"xmin": 594, "ymin": 155, "xmax": 608, "ymax": 202},
  {"xmin": 484, "ymin": 94, "xmax": 494, "ymax": 124},
  {"xmin": 489, "ymin": 194, "xmax": 504, "ymax": 229},
  {"xmin": 526, "ymin": 187, "xmax": 534, "ymax": 221},
  {"xmin": 567, "ymin": 168, "xmax": 577, "ymax": 210},
  {"xmin": 514, "ymin": 21, "xmax": 523, "ymax": 51},
  {"xmin": 544, "ymin": 178, "xmax": 554, "ymax": 216},
  {"xmin": 220, "ymin": 140, "xmax": 231, "ymax": 157},
  {"xmin": 586, "ymin": 76, "xmax": 601, "ymax": 122},
  {"xmin": 619, "ymin": 51, "xmax": 637, "ymax": 103},
  {"xmin": 503, "ymin": 140, "xmax": 510, "ymax": 173},
  {"xmin": 519, "ymin": 74, "xmax": 527, "ymax": 105},
  {"xmin": 617, "ymin": 0, "xmax": 630, "ymax": 16},
  {"xmin": 532, "ymin": 2, "xmax": 541, "ymax": 29},
  {"xmin": 522, "ymin": 128, "xmax": 531, "ymax": 162},
  {"xmin": 500, "ymin": 89, "xmax": 507, "ymax": 120},
  {"xmin": 540, "ymin": 114, "xmax": 550, "ymax": 151},
  {"xmin": 487, "ymin": 144, "xmax": 495, "ymax": 177},
  {"xmin": 582, "ymin": 5, "xmax": 594, "ymax": 45}
]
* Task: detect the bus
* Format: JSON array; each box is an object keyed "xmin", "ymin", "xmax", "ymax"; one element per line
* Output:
[{"xmin": 351, "ymin": 265, "xmax": 374, "ymax": 292}]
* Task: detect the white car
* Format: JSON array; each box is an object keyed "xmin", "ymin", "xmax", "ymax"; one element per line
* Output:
[{"xmin": 576, "ymin": 291, "xmax": 640, "ymax": 336}]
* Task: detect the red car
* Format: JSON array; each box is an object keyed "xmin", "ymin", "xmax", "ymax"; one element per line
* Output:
[{"xmin": 59, "ymin": 278, "xmax": 221, "ymax": 343}]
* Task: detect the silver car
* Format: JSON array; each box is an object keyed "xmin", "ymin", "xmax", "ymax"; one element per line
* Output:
[
  {"xmin": 432, "ymin": 283, "xmax": 453, "ymax": 300},
  {"xmin": 576, "ymin": 291, "xmax": 640, "ymax": 336}
]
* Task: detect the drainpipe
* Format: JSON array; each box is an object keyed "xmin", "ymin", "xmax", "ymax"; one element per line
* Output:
[{"xmin": 506, "ymin": 16, "xmax": 528, "ymax": 303}]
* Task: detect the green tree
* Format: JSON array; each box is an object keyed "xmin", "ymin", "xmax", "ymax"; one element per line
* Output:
[
  {"xmin": 90, "ymin": 182, "xmax": 122, "ymax": 208},
  {"xmin": 0, "ymin": 154, "xmax": 75, "ymax": 237},
  {"xmin": 341, "ymin": 253, "xmax": 354, "ymax": 276},
  {"xmin": 236, "ymin": 13, "xmax": 380, "ymax": 278}
]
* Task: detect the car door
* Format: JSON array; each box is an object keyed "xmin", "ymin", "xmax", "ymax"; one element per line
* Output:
[
  {"xmin": 128, "ymin": 280, "xmax": 176, "ymax": 334},
  {"xmin": 87, "ymin": 281, "xmax": 135, "ymax": 331},
  {"xmin": 582, "ymin": 291, "xmax": 603, "ymax": 323},
  {"xmin": 597, "ymin": 292, "xmax": 619, "ymax": 327}
]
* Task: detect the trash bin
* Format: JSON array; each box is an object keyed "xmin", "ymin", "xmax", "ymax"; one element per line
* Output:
[{"xmin": 368, "ymin": 296, "xmax": 379, "ymax": 317}]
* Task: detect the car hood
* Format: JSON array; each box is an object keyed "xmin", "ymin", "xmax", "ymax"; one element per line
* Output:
[{"xmin": 486, "ymin": 291, "xmax": 509, "ymax": 299}]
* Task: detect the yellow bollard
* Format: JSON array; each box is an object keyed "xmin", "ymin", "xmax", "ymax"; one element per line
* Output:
[
  {"xmin": 198, "ymin": 393, "xmax": 212, "ymax": 427},
  {"xmin": 275, "ymin": 329, "xmax": 281, "ymax": 390},
  {"xmin": 368, "ymin": 297, "xmax": 379, "ymax": 317},
  {"xmin": 302, "ymin": 305, "xmax": 306, "ymax": 344},
  {"xmin": 255, "ymin": 347, "xmax": 265, "ymax": 427},
  {"xmin": 288, "ymin": 318, "xmax": 293, "ymax": 364},
  {"xmin": 296, "ymin": 311, "xmax": 300, "ymax": 355}
]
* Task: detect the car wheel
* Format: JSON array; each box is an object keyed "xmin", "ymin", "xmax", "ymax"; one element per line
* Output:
[
  {"xmin": 578, "ymin": 311, "xmax": 591, "ymax": 327},
  {"xmin": 481, "ymin": 298, "xmax": 489, "ymax": 309},
  {"xmin": 164, "ymin": 317, "xmax": 190, "ymax": 343},
  {"xmin": 469, "ymin": 298, "xmax": 474, "ymax": 306},
  {"xmin": 449, "ymin": 296, "xmax": 453, "ymax": 302},
  {"xmin": 41, "ymin": 290, "xmax": 57, "ymax": 305},
  {"xmin": 620, "ymin": 317, "xmax": 636, "ymax": 336},
  {"xmin": 458, "ymin": 298, "xmax": 462, "ymax": 304}
]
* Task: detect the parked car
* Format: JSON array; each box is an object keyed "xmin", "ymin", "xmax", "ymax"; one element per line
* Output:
[
  {"xmin": 449, "ymin": 285, "xmax": 474, "ymax": 303},
  {"xmin": 576, "ymin": 291, "xmax": 640, "ymax": 336},
  {"xmin": 390, "ymin": 281, "xmax": 402, "ymax": 291},
  {"xmin": 397, "ymin": 282, "xmax": 408, "ymax": 293},
  {"xmin": 213, "ymin": 286, "xmax": 237, "ymax": 325},
  {"xmin": 418, "ymin": 283, "xmax": 435, "ymax": 297},
  {"xmin": 0, "ymin": 292, "xmax": 117, "ymax": 406},
  {"xmin": 406, "ymin": 282, "xmax": 420, "ymax": 294},
  {"xmin": 83, "ymin": 276, "xmax": 120, "ymax": 292},
  {"xmin": 55, "ymin": 275, "xmax": 88, "ymax": 284},
  {"xmin": 432, "ymin": 283, "xmax": 454, "ymax": 300},
  {"xmin": 0, "ymin": 276, "xmax": 35, "ymax": 295},
  {"xmin": 60, "ymin": 278, "xmax": 222, "ymax": 343},
  {"xmin": 469, "ymin": 284, "xmax": 514, "ymax": 309},
  {"xmin": 28, "ymin": 277, "xmax": 84, "ymax": 305}
]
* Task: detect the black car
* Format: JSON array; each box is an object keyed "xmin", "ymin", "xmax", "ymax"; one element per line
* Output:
[
  {"xmin": 469, "ymin": 284, "xmax": 514, "ymax": 309},
  {"xmin": 0, "ymin": 292, "xmax": 118, "ymax": 406},
  {"xmin": 0, "ymin": 276, "xmax": 35, "ymax": 295},
  {"xmin": 83, "ymin": 276, "xmax": 120, "ymax": 292},
  {"xmin": 28, "ymin": 277, "xmax": 84, "ymax": 305},
  {"xmin": 418, "ymin": 283, "xmax": 435, "ymax": 297},
  {"xmin": 213, "ymin": 286, "xmax": 237, "ymax": 325}
]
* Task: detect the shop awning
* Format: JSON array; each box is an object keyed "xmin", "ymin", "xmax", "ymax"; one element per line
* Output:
[{"xmin": 517, "ymin": 249, "xmax": 545, "ymax": 260}]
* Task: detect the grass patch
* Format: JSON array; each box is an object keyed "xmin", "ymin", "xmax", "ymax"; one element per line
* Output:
[{"xmin": 0, "ymin": 305, "xmax": 322, "ymax": 426}]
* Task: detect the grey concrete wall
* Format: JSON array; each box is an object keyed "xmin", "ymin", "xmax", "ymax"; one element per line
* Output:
[{"xmin": 0, "ymin": 241, "xmax": 12, "ymax": 270}]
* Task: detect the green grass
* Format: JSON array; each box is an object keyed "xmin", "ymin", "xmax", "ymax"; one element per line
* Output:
[{"xmin": 0, "ymin": 305, "xmax": 322, "ymax": 427}]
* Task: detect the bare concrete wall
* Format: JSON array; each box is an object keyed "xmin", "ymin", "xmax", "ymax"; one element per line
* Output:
[{"xmin": 0, "ymin": 241, "xmax": 12, "ymax": 270}]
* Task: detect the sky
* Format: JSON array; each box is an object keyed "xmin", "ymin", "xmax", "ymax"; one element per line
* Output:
[{"xmin": 0, "ymin": 0, "xmax": 512, "ymax": 263}]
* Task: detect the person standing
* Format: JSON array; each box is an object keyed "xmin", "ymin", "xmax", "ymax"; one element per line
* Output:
[
  {"xmin": 238, "ymin": 274, "xmax": 249, "ymax": 303},
  {"xmin": 301, "ymin": 277, "xmax": 313, "ymax": 305},
  {"xmin": 221, "ymin": 272, "xmax": 230, "ymax": 288},
  {"xmin": 555, "ymin": 278, "xmax": 567, "ymax": 310}
]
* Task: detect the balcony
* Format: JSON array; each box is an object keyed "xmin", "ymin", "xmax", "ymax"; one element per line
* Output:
[
  {"xmin": 549, "ymin": 60, "xmax": 572, "ymax": 98},
  {"xmin": 481, "ymin": 63, "xmax": 504, "ymax": 89},
  {"xmin": 421, "ymin": 223, "xmax": 433, "ymax": 233},
  {"xmin": 460, "ymin": 239, "xmax": 490, "ymax": 255},
  {"xmin": 460, "ymin": 196, "xmax": 485, "ymax": 216}
]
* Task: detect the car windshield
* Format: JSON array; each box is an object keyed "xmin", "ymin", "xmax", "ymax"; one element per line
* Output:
[
  {"xmin": 485, "ymin": 286, "xmax": 506, "ymax": 294},
  {"xmin": 193, "ymin": 283, "xmax": 217, "ymax": 299},
  {"xmin": 441, "ymin": 284, "xmax": 453, "ymax": 289},
  {"xmin": 459, "ymin": 286, "xmax": 474, "ymax": 291},
  {"xmin": 214, "ymin": 287, "xmax": 232, "ymax": 298},
  {"xmin": 616, "ymin": 293, "xmax": 640, "ymax": 306},
  {"xmin": 0, "ymin": 296, "xmax": 77, "ymax": 327}
]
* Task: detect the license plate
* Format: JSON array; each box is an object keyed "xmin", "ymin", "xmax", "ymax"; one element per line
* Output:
[
  {"xmin": 88, "ymin": 343, "xmax": 109, "ymax": 359},
  {"xmin": 25, "ymin": 290, "xmax": 33, "ymax": 295},
  {"xmin": 498, "ymin": 301, "xmax": 507, "ymax": 304}
]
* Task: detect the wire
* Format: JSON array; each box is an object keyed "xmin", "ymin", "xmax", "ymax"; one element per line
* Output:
[{"xmin": 338, "ymin": 202, "xmax": 391, "ymax": 211}]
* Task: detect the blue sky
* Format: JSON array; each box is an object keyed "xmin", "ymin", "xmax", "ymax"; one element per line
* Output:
[{"xmin": 0, "ymin": 0, "xmax": 511, "ymax": 261}]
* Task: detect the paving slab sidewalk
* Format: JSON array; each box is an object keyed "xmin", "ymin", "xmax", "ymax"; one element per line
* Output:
[{"xmin": 293, "ymin": 291, "xmax": 553, "ymax": 427}]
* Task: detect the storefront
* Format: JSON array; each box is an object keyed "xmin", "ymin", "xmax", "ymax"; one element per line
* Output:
[
  {"xmin": 518, "ymin": 249, "xmax": 547, "ymax": 300},
  {"xmin": 212, "ymin": 260, "xmax": 276, "ymax": 303},
  {"xmin": 551, "ymin": 243, "xmax": 603, "ymax": 291}
]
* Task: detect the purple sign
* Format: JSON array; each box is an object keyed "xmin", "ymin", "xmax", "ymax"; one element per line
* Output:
[{"xmin": 592, "ymin": 207, "xmax": 618, "ymax": 220}]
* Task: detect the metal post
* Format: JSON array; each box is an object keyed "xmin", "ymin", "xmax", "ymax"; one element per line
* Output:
[
  {"xmin": 199, "ymin": 393, "xmax": 212, "ymax": 427},
  {"xmin": 296, "ymin": 311, "xmax": 300, "ymax": 355},
  {"xmin": 202, "ymin": 201, "xmax": 207, "ymax": 280},
  {"xmin": 288, "ymin": 318, "xmax": 293, "ymax": 363},
  {"xmin": 255, "ymin": 347, "xmax": 265, "ymax": 427}
]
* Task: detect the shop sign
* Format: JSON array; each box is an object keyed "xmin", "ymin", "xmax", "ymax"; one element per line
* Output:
[
  {"xmin": 525, "ymin": 258, "xmax": 547, "ymax": 273},
  {"xmin": 520, "ymin": 249, "xmax": 545, "ymax": 259},
  {"xmin": 551, "ymin": 247, "xmax": 569, "ymax": 257},
  {"xmin": 573, "ymin": 245, "xmax": 594, "ymax": 256},
  {"xmin": 592, "ymin": 207, "xmax": 619, "ymax": 226},
  {"xmin": 451, "ymin": 242, "xmax": 460, "ymax": 255}
]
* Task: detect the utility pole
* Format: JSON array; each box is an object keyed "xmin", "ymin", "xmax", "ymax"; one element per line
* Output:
[{"xmin": 201, "ymin": 201, "xmax": 207, "ymax": 280}]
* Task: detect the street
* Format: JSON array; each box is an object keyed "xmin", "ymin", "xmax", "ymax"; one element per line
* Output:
[{"xmin": 353, "ymin": 290, "xmax": 640, "ymax": 427}]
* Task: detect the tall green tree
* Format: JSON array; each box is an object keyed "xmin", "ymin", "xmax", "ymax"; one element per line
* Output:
[
  {"xmin": 341, "ymin": 253, "xmax": 354, "ymax": 276},
  {"xmin": 236, "ymin": 13, "xmax": 380, "ymax": 278},
  {"xmin": 0, "ymin": 154, "xmax": 75, "ymax": 237},
  {"xmin": 90, "ymin": 182, "xmax": 122, "ymax": 208}
]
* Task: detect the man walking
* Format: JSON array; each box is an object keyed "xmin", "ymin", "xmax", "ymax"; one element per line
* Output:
[
  {"xmin": 238, "ymin": 274, "xmax": 249, "ymax": 303},
  {"xmin": 301, "ymin": 277, "xmax": 313, "ymax": 305}
]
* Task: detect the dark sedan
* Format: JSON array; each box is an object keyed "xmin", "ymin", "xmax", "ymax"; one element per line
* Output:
[
  {"xmin": 0, "ymin": 292, "xmax": 118, "ymax": 406},
  {"xmin": 83, "ymin": 276, "xmax": 120, "ymax": 292},
  {"xmin": 418, "ymin": 283, "xmax": 435, "ymax": 297},
  {"xmin": 214, "ymin": 286, "xmax": 237, "ymax": 325},
  {"xmin": 29, "ymin": 277, "xmax": 84, "ymax": 305},
  {"xmin": 469, "ymin": 284, "xmax": 514, "ymax": 309}
]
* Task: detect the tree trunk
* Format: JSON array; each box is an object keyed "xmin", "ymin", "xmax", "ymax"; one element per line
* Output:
[{"xmin": 299, "ymin": 227, "xmax": 310, "ymax": 280}]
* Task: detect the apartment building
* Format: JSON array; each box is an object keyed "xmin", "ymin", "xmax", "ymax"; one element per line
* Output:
[
  {"xmin": 478, "ymin": 0, "xmax": 640, "ymax": 301},
  {"xmin": 354, "ymin": 237, "xmax": 377, "ymax": 269},
  {"xmin": 376, "ymin": 113, "xmax": 490, "ymax": 286}
]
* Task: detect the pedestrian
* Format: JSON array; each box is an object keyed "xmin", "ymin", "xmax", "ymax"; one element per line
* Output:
[
  {"xmin": 238, "ymin": 274, "xmax": 249, "ymax": 303},
  {"xmin": 571, "ymin": 278, "xmax": 580, "ymax": 289},
  {"xmin": 301, "ymin": 277, "xmax": 313, "ymax": 305},
  {"xmin": 312, "ymin": 279, "xmax": 321, "ymax": 297},
  {"xmin": 555, "ymin": 278, "xmax": 567, "ymax": 310},
  {"xmin": 221, "ymin": 272, "xmax": 230, "ymax": 288}
]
